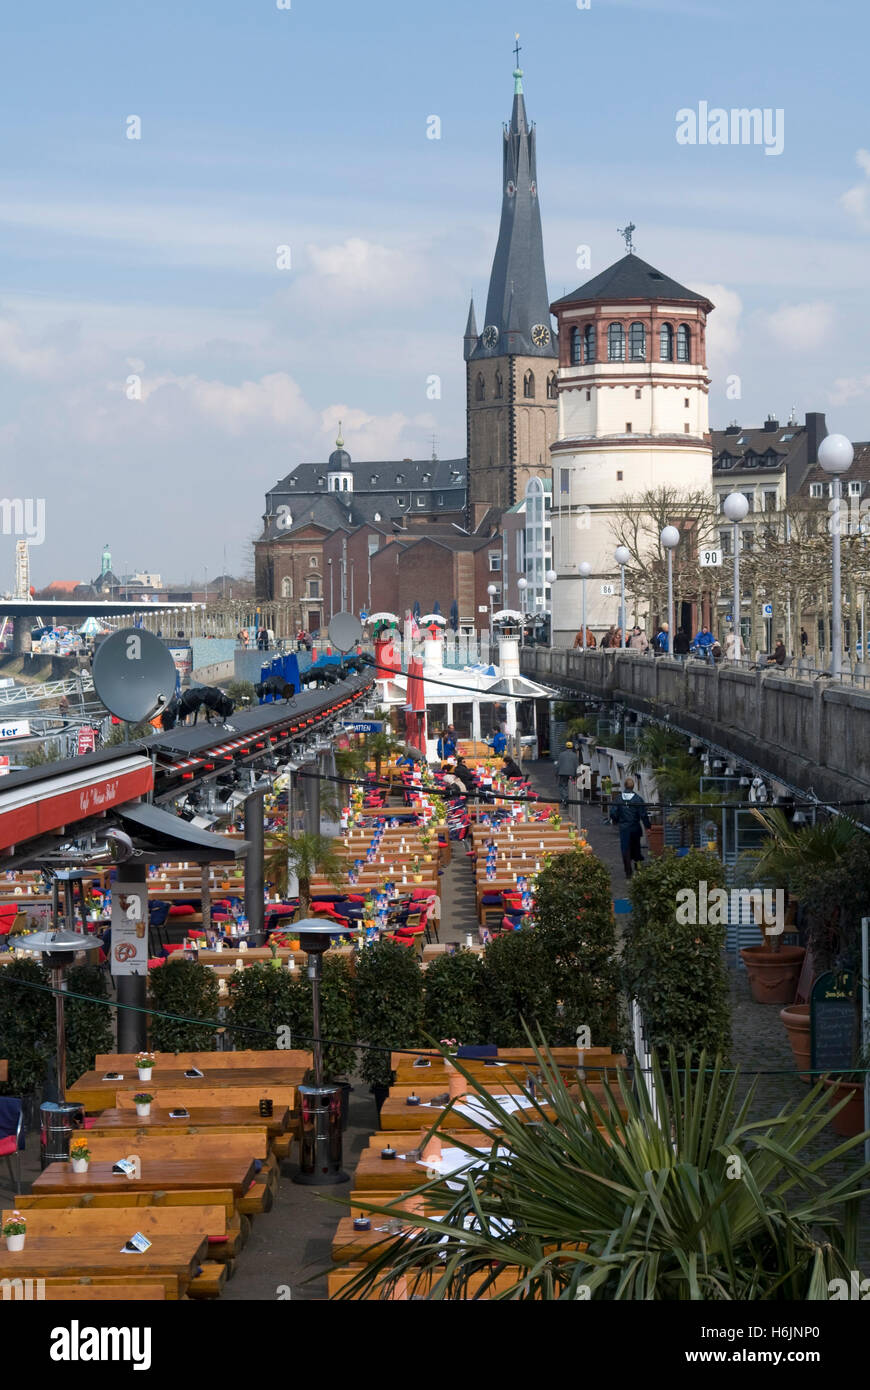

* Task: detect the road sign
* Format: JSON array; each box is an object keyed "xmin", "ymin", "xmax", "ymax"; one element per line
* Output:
[
  {"xmin": 725, "ymin": 614, "xmax": 733, "ymax": 623},
  {"xmin": 600, "ymin": 582, "xmax": 615, "ymax": 596},
  {"xmin": 762, "ymin": 603, "xmax": 773, "ymax": 617},
  {"xmin": 77, "ymin": 727, "xmax": 97, "ymax": 755},
  {"xmin": 344, "ymin": 721, "xmax": 383, "ymax": 734},
  {"xmin": 359, "ymin": 611, "xmax": 368, "ymax": 622},
  {"xmin": 699, "ymin": 548, "xmax": 722, "ymax": 567}
]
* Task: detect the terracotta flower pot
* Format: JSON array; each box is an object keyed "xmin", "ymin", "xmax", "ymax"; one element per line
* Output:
[
  {"xmin": 779, "ymin": 1002, "xmax": 811, "ymax": 1081},
  {"xmin": 739, "ymin": 945, "xmax": 805, "ymax": 1005},
  {"xmin": 823, "ymin": 1079, "xmax": 866, "ymax": 1137},
  {"xmin": 646, "ymin": 823, "xmax": 665, "ymax": 858}
]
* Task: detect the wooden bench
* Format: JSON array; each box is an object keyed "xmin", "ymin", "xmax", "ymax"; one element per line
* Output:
[
  {"xmin": 0, "ymin": 1234, "xmax": 207, "ymax": 1299},
  {"xmin": 0, "ymin": 1275, "xmax": 176, "ymax": 1301},
  {"xmin": 96, "ymin": 1050, "xmax": 312, "ymax": 1070}
]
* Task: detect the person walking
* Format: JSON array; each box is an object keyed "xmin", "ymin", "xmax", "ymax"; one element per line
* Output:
[
  {"xmin": 653, "ymin": 623, "xmax": 669, "ymax": 655},
  {"xmin": 555, "ymin": 741, "xmax": 579, "ymax": 804},
  {"xmin": 628, "ymin": 626, "xmax": 649, "ymax": 653},
  {"xmin": 573, "ymin": 627, "xmax": 596, "ymax": 649},
  {"xmin": 673, "ymin": 629, "xmax": 690, "ymax": 660},
  {"xmin": 489, "ymin": 725, "xmax": 508, "ymax": 756},
  {"xmin": 600, "ymin": 772, "xmax": 613, "ymax": 823},
  {"xmin": 800, "ymin": 627, "xmax": 809, "ymax": 657},
  {"xmin": 691, "ymin": 626, "xmax": 715, "ymax": 662},
  {"xmin": 437, "ymin": 725, "xmax": 457, "ymax": 760},
  {"xmin": 772, "ymin": 635, "xmax": 787, "ymax": 666},
  {"xmin": 609, "ymin": 776, "xmax": 652, "ymax": 878},
  {"xmin": 724, "ymin": 627, "xmax": 741, "ymax": 661}
]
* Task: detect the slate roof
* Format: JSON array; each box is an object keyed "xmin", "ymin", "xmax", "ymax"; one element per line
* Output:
[{"xmin": 552, "ymin": 254, "xmax": 714, "ymax": 310}]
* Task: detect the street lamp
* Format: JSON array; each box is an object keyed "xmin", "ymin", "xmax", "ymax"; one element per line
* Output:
[
  {"xmin": 660, "ymin": 526, "xmax": 680, "ymax": 655},
  {"xmin": 722, "ymin": 492, "xmax": 749, "ymax": 660},
  {"xmin": 579, "ymin": 561, "xmax": 591, "ymax": 654},
  {"xmin": 545, "ymin": 569, "xmax": 557, "ymax": 648},
  {"xmin": 614, "ymin": 546, "xmax": 630, "ymax": 648},
  {"xmin": 487, "ymin": 582, "xmax": 498, "ymax": 645},
  {"xmin": 517, "ymin": 577, "xmax": 528, "ymax": 648},
  {"xmin": 818, "ymin": 432, "xmax": 854, "ymax": 678}
]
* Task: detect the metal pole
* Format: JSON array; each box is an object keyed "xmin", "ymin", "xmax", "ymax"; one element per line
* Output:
[
  {"xmin": 53, "ymin": 966, "xmax": 67, "ymax": 1101},
  {"xmin": 309, "ymin": 950, "xmax": 324, "ymax": 1087},
  {"xmin": 116, "ymin": 862, "xmax": 148, "ymax": 1053},
  {"xmin": 244, "ymin": 791, "xmax": 265, "ymax": 935},
  {"xmin": 831, "ymin": 476, "xmax": 843, "ymax": 678},
  {"xmin": 728, "ymin": 519, "xmax": 733, "ymax": 658},
  {"xmin": 862, "ymin": 917, "xmax": 869, "ymax": 1167},
  {"xmin": 581, "ymin": 576, "xmax": 587, "ymax": 656},
  {"xmin": 667, "ymin": 550, "xmax": 674, "ymax": 655},
  {"xmin": 619, "ymin": 565, "xmax": 626, "ymax": 648}
]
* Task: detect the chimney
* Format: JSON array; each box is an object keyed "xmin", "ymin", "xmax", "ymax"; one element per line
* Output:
[
  {"xmin": 763, "ymin": 415, "xmax": 779, "ymax": 432},
  {"xmin": 804, "ymin": 411, "xmax": 826, "ymax": 465}
]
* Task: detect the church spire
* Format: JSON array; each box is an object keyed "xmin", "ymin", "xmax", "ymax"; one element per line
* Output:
[
  {"xmin": 469, "ymin": 48, "xmax": 556, "ymax": 362},
  {"xmin": 463, "ymin": 294, "xmax": 478, "ymax": 360}
]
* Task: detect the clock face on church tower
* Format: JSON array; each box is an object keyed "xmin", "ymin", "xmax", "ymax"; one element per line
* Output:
[
  {"xmin": 482, "ymin": 325, "xmax": 499, "ymax": 348},
  {"xmin": 531, "ymin": 323, "xmax": 551, "ymax": 347}
]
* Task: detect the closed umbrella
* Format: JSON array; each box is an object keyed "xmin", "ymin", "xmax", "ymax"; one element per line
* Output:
[{"xmin": 449, "ymin": 599, "xmax": 459, "ymax": 632}]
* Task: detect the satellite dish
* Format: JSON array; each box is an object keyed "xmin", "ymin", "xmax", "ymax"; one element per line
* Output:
[
  {"xmin": 92, "ymin": 627, "xmax": 178, "ymax": 723},
  {"xmin": 328, "ymin": 611, "xmax": 363, "ymax": 653}
]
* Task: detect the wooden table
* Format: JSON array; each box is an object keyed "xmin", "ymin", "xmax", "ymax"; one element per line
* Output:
[
  {"xmin": 0, "ymin": 1233, "xmax": 207, "ymax": 1298},
  {"xmin": 90, "ymin": 1105, "xmax": 290, "ymax": 1138},
  {"xmin": 332, "ymin": 1215, "xmax": 422, "ymax": 1264},
  {"xmin": 354, "ymin": 1146, "xmax": 490, "ymax": 1191},
  {"xmin": 68, "ymin": 1067, "xmax": 307, "ymax": 1111},
  {"xmin": 0, "ymin": 1059, "xmax": 7, "ymax": 1083},
  {"xmin": 33, "ymin": 1157, "xmax": 256, "ymax": 1199}
]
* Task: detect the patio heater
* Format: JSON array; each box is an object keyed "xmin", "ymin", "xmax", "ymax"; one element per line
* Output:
[
  {"xmin": 293, "ymin": 918, "xmax": 354, "ymax": 1185},
  {"xmin": 23, "ymin": 928, "xmax": 101, "ymax": 1166}
]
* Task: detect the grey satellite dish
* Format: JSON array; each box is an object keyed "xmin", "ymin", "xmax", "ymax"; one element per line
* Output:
[
  {"xmin": 92, "ymin": 627, "xmax": 178, "ymax": 723},
  {"xmin": 328, "ymin": 611, "xmax": 363, "ymax": 653}
]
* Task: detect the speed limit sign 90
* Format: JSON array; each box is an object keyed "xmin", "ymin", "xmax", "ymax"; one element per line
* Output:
[{"xmin": 699, "ymin": 549, "xmax": 722, "ymax": 567}]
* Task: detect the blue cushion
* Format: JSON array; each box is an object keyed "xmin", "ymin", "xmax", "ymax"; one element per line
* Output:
[
  {"xmin": 481, "ymin": 893, "xmax": 502, "ymax": 905},
  {"xmin": 456, "ymin": 1045, "xmax": 498, "ymax": 1059}
]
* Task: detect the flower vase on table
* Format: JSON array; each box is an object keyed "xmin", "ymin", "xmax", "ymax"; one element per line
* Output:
[{"xmin": 3, "ymin": 1213, "xmax": 26, "ymax": 1251}]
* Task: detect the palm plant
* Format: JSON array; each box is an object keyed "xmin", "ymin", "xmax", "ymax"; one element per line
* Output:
[
  {"xmin": 331, "ymin": 1041, "xmax": 870, "ymax": 1301},
  {"xmin": 263, "ymin": 830, "xmax": 345, "ymax": 918},
  {"xmin": 740, "ymin": 808, "xmax": 860, "ymax": 887}
]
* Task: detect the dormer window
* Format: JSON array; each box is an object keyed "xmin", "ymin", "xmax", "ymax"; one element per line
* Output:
[
  {"xmin": 374, "ymin": 511, "xmax": 382, "ymax": 522},
  {"xmin": 370, "ymin": 474, "xmax": 378, "ymax": 485},
  {"xmin": 396, "ymin": 473, "xmax": 404, "ymax": 485},
  {"xmin": 718, "ymin": 453, "xmax": 732, "ymax": 468}
]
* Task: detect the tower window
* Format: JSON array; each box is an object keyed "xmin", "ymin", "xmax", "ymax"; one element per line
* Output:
[
  {"xmin": 677, "ymin": 323, "xmax": 691, "ymax": 363},
  {"xmin": 607, "ymin": 323, "xmax": 625, "ymax": 362},
  {"xmin": 494, "ymin": 371, "xmax": 503, "ymax": 399},
  {"xmin": 583, "ymin": 323, "xmax": 596, "ymax": 363},
  {"xmin": 617, "ymin": 470, "xmax": 623, "ymax": 480},
  {"xmin": 523, "ymin": 370, "xmax": 535, "ymax": 399},
  {"xmin": 660, "ymin": 323, "xmax": 674, "ymax": 361},
  {"xmin": 635, "ymin": 388, "xmax": 642, "ymax": 400},
  {"xmin": 625, "ymin": 422, "xmax": 632, "ymax": 433},
  {"xmin": 684, "ymin": 397, "xmax": 690, "ymax": 407},
  {"xmin": 629, "ymin": 322, "xmax": 646, "ymax": 361},
  {"xmin": 475, "ymin": 373, "xmax": 485, "ymax": 401},
  {"xmin": 585, "ymin": 389, "xmax": 591, "ymax": 401},
  {"xmin": 560, "ymin": 468, "xmax": 570, "ymax": 494},
  {"xmin": 570, "ymin": 326, "xmax": 582, "ymax": 365},
  {"xmin": 546, "ymin": 372, "xmax": 557, "ymax": 400},
  {"xmin": 684, "ymin": 423, "xmax": 690, "ymax": 433}
]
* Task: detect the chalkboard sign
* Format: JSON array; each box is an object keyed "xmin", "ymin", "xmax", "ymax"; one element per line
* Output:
[{"xmin": 810, "ymin": 971, "xmax": 858, "ymax": 1074}]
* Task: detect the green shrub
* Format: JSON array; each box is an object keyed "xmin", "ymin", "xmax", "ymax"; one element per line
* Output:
[
  {"xmin": 423, "ymin": 950, "xmax": 488, "ymax": 1044},
  {"xmin": 0, "ymin": 957, "xmax": 53, "ymax": 1095},
  {"xmin": 353, "ymin": 941, "xmax": 423, "ymax": 1088},
  {"xmin": 147, "ymin": 960, "xmax": 219, "ymax": 1053},
  {"xmin": 533, "ymin": 850, "xmax": 621, "ymax": 1048},
  {"xmin": 65, "ymin": 964, "xmax": 114, "ymax": 1086},
  {"xmin": 320, "ymin": 955, "xmax": 357, "ymax": 1079},
  {"xmin": 227, "ymin": 962, "xmax": 308, "ymax": 1051},
  {"xmin": 622, "ymin": 849, "xmax": 731, "ymax": 1057},
  {"xmin": 480, "ymin": 931, "xmax": 557, "ymax": 1047}
]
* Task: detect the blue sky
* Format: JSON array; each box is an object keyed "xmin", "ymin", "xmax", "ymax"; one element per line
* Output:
[{"xmin": 1, "ymin": 0, "xmax": 869, "ymax": 583}]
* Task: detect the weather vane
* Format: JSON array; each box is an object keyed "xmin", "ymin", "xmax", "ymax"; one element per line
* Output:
[
  {"xmin": 617, "ymin": 222, "xmax": 636, "ymax": 254},
  {"xmin": 514, "ymin": 33, "xmax": 521, "ymax": 66}
]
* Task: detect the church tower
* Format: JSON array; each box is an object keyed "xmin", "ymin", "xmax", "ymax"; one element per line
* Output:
[{"xmin": 464, "ymin": 50, "xmax": 558, "ymax": 527}]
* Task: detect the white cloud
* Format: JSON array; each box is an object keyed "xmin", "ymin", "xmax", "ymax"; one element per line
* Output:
[
  {"xmin": 762, "ymin": 300, "xmax": 834, "ymax": 351},
  {"xmin": 840, "ymin": 149, "xmax": 870, "ymax": 230},
  {"xmin": 828, "ymin": 374, "xmax": 870, "ymax": 407},
  {"xmin": 693, "ymin": 282, "xmax": 742, "ymax": 366}
]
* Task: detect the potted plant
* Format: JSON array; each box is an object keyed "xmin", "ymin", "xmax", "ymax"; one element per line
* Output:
[
  {"xmin": 411, "ymin": 857, "xmax": 423, "ymax": 884},
  {"xmin": 69, "ymin": 1137, "xmax": 91, "ymax": 1173},
  {"xmin": 263, "ymin": 830, "xmax": 345, "ymax": 919},
  {"xmin": 3, "ymin": 1212, "xmax": 26, "ymax": 1252},
  {"xmin": 823, "ymin": 1053, "xmax": 869, "ymax": 1137},
  {"xmin": 548, "ymin": 810, "xmax": 562, "ymax": 830},
  {"xmin": 133, "ymin": 1092, "xmax": 153, "ymax": 1117},
  {"xmin": 779, "ymin": 1001, "xmax": 811, "ymax": 1081},
  {"xmin": 136, "ymin": 1051, "xmax": 155, "ymax": 1081}
]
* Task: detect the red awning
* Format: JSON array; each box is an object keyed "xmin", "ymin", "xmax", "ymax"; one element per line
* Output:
[
  {"xmin": 405, "ymin": 657, "xmax": 427, "ymax": 750},
  {"xmin": 0, "ymin": 756, "xmax": 154, "ymax": 852}
]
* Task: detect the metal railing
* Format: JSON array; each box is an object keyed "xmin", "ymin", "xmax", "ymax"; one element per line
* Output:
[{"xmin": 0, "ymin": 673, "xmax": 95, "ymax": 706}]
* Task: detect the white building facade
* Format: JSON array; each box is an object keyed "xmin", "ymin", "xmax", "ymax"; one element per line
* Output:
[{"xmin": 548, "ymin": 254, "xmax": 715, "ymax": 643}]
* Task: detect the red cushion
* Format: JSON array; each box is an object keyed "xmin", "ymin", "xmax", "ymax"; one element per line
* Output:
[
  {"xmin": 0, "ymin": 1135, "xmax": 17, "ymax": 1155},
  {"xmin": 168, "ymin": 905, "xmax": 196, "ymax": 918},
  {"xmin": 0, "ymin": 921, "xmax": 12, "ymax": 936},
  {"xmin": 83, "ymin": 1117, "xmax": 96, "ymax": 1129},
  {"xmin": 164, "ymin": 943, "xmax": 186, "ymax": 954},
  {"xmin": 148, "ymin": 957, "xmax": 165, "ymax": 968}
]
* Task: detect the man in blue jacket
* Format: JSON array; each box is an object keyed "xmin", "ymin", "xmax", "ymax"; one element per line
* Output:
[
  {"xmin": 437, "ymin": 725, "xmax": 457, "ymax": 759},
  {"xmin": 691, "ymin": 626, "xmax": 715, "ymax": 662},
  {"xmin": 609, "ymin": 776, "xmax": 652, "ymax": 878},
  {"xmin": 489, "ymin": 727, "xmax": 507, "ymax": 756}
]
